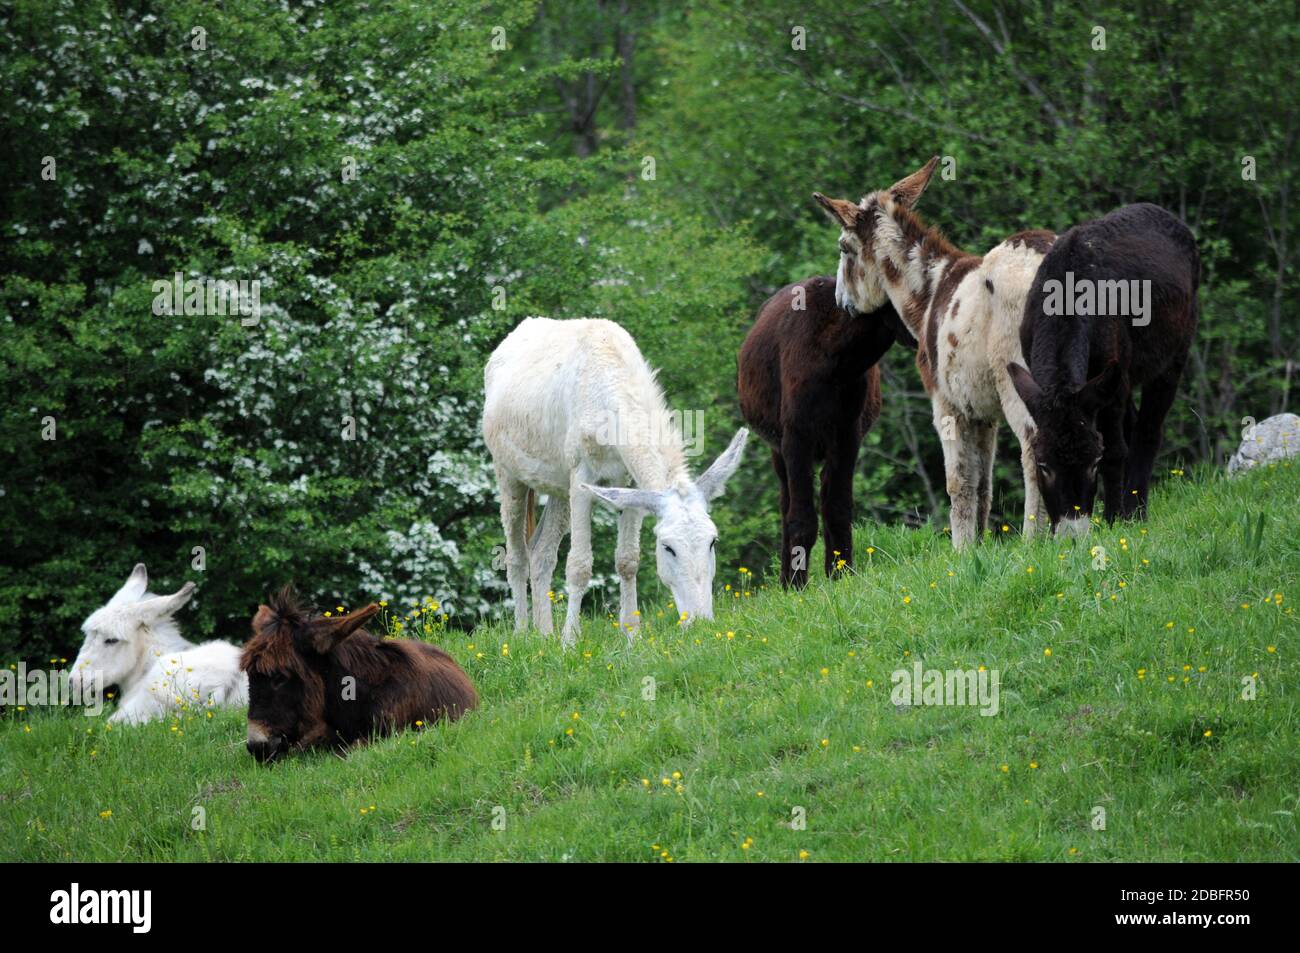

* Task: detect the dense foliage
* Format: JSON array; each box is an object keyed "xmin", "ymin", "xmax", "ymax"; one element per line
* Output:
[{"xmin": 2, "ymin": 0, "xmax": 1296, "ymax": 658}]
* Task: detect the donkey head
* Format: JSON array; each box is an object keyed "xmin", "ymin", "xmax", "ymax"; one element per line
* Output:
[
  {"xmin": 814, "ymin": 156, "xmax": 941, "ymax": 315},
  {"xmin": 240, "ymin": 589, "xmax": 380, "ymax": 763},
  {"xmin": 70, "ymin": 564, "xmax": 195, "ymax": 697},
  {"xmin": 581, "ymin": 428, "xmax": 748, "ymax": 624},
  {"xmin": 1007, "ymin": 361, "xmax": 1123, "ymax": 535}
]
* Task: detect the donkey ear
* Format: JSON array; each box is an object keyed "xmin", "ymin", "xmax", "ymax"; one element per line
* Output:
[
  {"xmin": 889, "ymin": 156, "xmax": 940, "ymax": 209},
  {"xmin": 813, "ymin": 192, "xmax": 860, "ymax": 230},
  {"xmin": 134, "ymin": 582, "xmax": 196, "ymax": 622},
  {"xmin": 1006, "ymin": 363, "xmax": 1044, "ymax": 417},
  {"xmin": 580, "ymin": 483, "xmax": 664, "ymax": 514},
  {"xmin": 309, "ymin": 603, "xmax": 380, "ymax": 654},
  {"xmin": 1077, "ymin": 361, "xmax": 1123, "ymax": 413},
  {"xmin": 107, "ymin": 563, "xmax": 149, "ymax": 608},
  {"xmin": 695, "ymin": 428, "xmax": 749, "ymax": 502},
  {"xmin": 251, "ymin": 604, "xmax": 275, "ymax": 634}
]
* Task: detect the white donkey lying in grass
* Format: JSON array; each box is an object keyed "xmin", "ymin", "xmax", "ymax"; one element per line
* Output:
[
  {"xmin": 484, "ymin": 317, "xmax": 748, "ymax": 647},
  {"xmin": 69, "ymin": 564, "xmax": 247, "ymax": 724}
]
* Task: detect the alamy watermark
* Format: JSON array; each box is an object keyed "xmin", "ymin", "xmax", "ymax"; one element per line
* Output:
[
  {"xmin": 151, "ymin": 273, "xmax": 261, "ymax": 326},
  {"xmin": 1, "ymin": 664, "xmax": 104, "ymax": 716},
  {"xmin": 593, "ymin": 408, "xmax": 706, "ymax": 457},
  {"xmin": 891, "ymin": 662, "xmax": 1000, "ymax": 716},
  {"xmin": 1041, "ymin": 271, "xmax": 1152, "ymax": 327},
  {"xmin": 50, "ymin": 883, "xmax": 150, "ymax": 933}
]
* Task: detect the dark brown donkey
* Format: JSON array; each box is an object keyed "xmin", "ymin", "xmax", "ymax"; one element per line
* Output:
[
  {"xmin": 738, "ymin": 275, "xmax": 905, "ymax": 587},
  {"xmin": 1007, "ymin": 203, "xmax": 1199, "ymax": 534},
  {"xmin": 241, "ymin": 588, "xmax": 478, "ymax": 762}
]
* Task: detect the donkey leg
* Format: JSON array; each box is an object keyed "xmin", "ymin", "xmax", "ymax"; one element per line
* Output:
[
  {"xmin": 933, "ymin": 400, "xmax": 979, "ymax": 549},
  {"xmin": 771, "ymin": 449, "xmax": 793, "ymax": 586},
  {"xmin": 780, "ymin": 430, "xmax": 818, "ymax": 587},
  {"xmin": 528, "ymin": 496, "xmax": 569, "ymax": 635},
  {"xmin": 997, "ymin": 381, "xmax": 1048, "ymax": 538},
  {"xmin": 615, "ymin": 507, "xmax": 645, "ymax": 639},
  {"xmin": 954, "ymin": 424, "xmax": 988, "ymax": 547},
  {"xmin": 1097, "ymin": 398, "xmax": 1130, "ymax": 524},
  {"xmin": 497, "ymin": 471, "xmax": 531, "ymax": 631},
  {"xmin": 1123, "ymin": 364, "xmax": 1184, "ymax": 519},
  {"xmin": 1122, "ymin": 393, "xmax": 1138, "ymax": 448},
  {"xmin": 1016, "ymin": 436, "xmax": 1048, "ymax": 538},
  {"xmin": 820, "ymin": 434, "xmax": 859, "ymax": 578},
  {"xmin": 973, "ymin": 420, "xmax": 998, "ymax": 536},
  {"xmin": 561, "ymin": 474, "xmax": 596, "ymax": 648}
]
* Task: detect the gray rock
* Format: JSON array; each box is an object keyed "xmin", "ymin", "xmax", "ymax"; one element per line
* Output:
[{"xmin": 1227, "ymin": 413, "xmax": 1300, "ymax": 475}]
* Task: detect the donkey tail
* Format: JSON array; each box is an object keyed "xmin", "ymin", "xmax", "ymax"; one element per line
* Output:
[{"xmin": 524, "ymin": 487, "xmax": 537, "ymax": 542}]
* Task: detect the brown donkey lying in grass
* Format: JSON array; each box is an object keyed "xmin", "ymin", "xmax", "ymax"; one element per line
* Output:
[{"xmin": 241, "ymin": 588, "xmax": 477, "ymax": 763}]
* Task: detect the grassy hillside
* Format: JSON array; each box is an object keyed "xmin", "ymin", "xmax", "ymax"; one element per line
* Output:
[{"xmin": 3, "ymin": 465, "xmax": 1296, "ymax": 862}]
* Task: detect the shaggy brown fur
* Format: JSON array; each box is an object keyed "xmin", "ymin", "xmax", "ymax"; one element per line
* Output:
[
  {"xmin": 241, "ymin": 587, "xmax": 478, "ymax": 763},
  {"xmin": 1009, "ymin": 203, "xmax": 1199, "ymax": 527}
]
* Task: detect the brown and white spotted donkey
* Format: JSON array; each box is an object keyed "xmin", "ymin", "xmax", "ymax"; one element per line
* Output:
[{"xmin": 815, "ymin": 157, "xmax": 1055, "ymax": 547}]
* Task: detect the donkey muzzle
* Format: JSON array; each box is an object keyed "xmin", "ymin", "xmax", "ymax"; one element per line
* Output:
[
  {"xmin": 1054, "ymin": 515, "xmax": 1092, "ymax": 539},
  {"xmin": 246, "ymin": 720, "xmax": 288, "ymax": 763}
]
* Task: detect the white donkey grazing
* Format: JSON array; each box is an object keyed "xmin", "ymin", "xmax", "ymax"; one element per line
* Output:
[
  {"xmin": 69, "ymin": 564, "xmax": 247, "ymax": 724},
  {"xmin": 484, "ymin": 317, "xmax": 748, "ymax": 647}
]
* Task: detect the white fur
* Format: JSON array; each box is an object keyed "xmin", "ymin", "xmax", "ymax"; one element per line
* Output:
[
  {"xmin": 832, "ymin": 184, "xmax": 1053, "ymax": 546},
  {"xmin": 68, "ymin": 564, "xmax": 248, "ymax": 724},
  {"xmin": 483, "ymin": 317, "xmax": 747, "ymax": 647}
]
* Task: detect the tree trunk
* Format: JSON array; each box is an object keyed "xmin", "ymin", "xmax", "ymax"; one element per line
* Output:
[{"xmin": 616, "ymin": 0, "xmax": 637, "ymax": 130}]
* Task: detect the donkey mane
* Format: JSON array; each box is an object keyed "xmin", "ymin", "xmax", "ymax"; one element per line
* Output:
[
  {"xmin": 242, "ymin": 586, "xmax": 436, "ymax": 686},
  {"xmin": 869, "ymin": 196, "xmax": 964, "ymax": 265},
  {"xmin": 241, "ymin": 585, "xmax": 311, "ymax": 676},
  {"xmin": 610, "ymin": 354, "xmax": 691, "ymax": 494}
]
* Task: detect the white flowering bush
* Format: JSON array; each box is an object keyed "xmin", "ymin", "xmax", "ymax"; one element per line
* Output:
[{"xmin": 0, "ymin": 0, "xmax": 764, "ymax": 654}]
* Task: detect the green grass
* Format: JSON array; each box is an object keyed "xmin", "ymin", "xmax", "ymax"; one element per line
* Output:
[{"xmin": 3, "ymin": 465, "xmax": 1297, "ymax": 862}]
